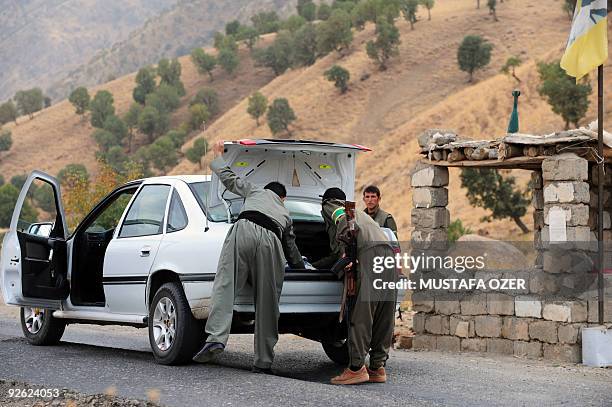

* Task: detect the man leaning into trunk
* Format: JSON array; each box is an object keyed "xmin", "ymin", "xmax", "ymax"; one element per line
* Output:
[{"xmin": 193, "ymin": 140, "xmax": 305, "ymax": 373}]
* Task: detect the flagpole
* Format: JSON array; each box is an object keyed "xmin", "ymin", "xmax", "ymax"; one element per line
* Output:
[{"xmin": 598, "ymin": 63, "xmax": 605, "ymax": 325}]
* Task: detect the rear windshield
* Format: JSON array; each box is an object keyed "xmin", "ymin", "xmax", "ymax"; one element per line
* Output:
[{"xmin": 189, "ymin": 181, "xmax": 323, "ymax": 223}]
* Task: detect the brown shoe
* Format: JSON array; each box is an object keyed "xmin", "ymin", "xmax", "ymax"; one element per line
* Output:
[
  {"xmin": 330, "ymin": 366, "xmax": 369, "ymax": 385},
  {"xmin": 367, "ymin": 366, "xmax": 387, "ymax": 383}
]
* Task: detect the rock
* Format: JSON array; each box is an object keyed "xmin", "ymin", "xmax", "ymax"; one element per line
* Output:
[
  {"xmin": 542, "ymin": 153, "xmax": 588, "ymax": 181},
  {"xmin": 515, "ymin": 297, "xmax": 542, "ymax": 318},
  {"xmin": 453, "ymin": 235, "xmax": 529, "ymax": 271},
  {"xmin": 475, "ymin": 315, "xmax": 502, "ymax": 338},
  {"xmin": 411, "ymin": 162, "xmax": 449, "ymax": 187},
  {"xmin": 461, "ymin": 338, "xmax": 487, "ymax": 352},
  {"xmin": 543, "ymin": 182, "xmax": 589, "ymax": 204},
  {"xmin": 413, "ymin": 187, "xmax": 448, "ymax": 208},
  {"xmin": 412, "ymin": 208, "xmax": 450, "ymax": 229},
  {"xmin": 437, "ymin": 335, "xmax": 461, "ymax": 352},
  {"xmin": 514, "ymin": 340, "xmax": 543, "ymax": 358},
  {"xmin": 529, "ymin": 320, "xmax": 558, "ymax": 343},
  {"xmin": 502, "ymin": 317, "xmax": 530, "ymax": 341}
]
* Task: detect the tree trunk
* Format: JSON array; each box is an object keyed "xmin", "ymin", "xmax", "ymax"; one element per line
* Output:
[
  {"xmin": 256, "ymin": 117, "xmax": 260, "ymax": 126},
  {"xmin": 511, "ymin": 68, "xmax": 521, "ymax": 83},
  {"xmin": 493, "ymin": 10, "xmax": 498, "ymax": 21},
  {"xmin": 410, "ymin": 20, "xmax": 414, "ymax": 30},
  {"xmin": 477, "ymin": 0, "xmax": 480, "ymax": 9},
  {"xmin": 513, "ymin": 216, "xmax": 530, "ymax": 234},
  {"xmin": 468, "ymin": 71, "xmax": 474, "ymax": 83},
  {"xmin": 565, "ymin": 120, "xmax": 570, "ymax": 130},
  {"xmin": 428, "ymin": 8, "xmax": 431, "ymax": 20}
]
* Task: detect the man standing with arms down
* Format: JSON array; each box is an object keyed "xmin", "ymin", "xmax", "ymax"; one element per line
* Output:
[
  {"xmin": 316, "ymin": 188, "xmax": 397, "ymax": 385},
  {"xmin": 193, "ymin": 140, "xmax": 305, "ymax": 373},
  {"xmin": 363, "ymin": 185, "xmax": 398, "ymax": 238}
]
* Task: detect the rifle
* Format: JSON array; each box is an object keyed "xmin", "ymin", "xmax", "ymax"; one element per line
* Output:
[{"xmin": 339, "ymin": 201, "xmax": 358, "ymax": 323}]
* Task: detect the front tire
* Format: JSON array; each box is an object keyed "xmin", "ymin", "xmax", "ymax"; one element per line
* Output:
[
  {"xmin": 322, "ymin": 340, "xmax": 349, "ymax": 365},
  {"xmin": 20, "ymin": 307, "xmax": 66, "ymax": 346},
  {"xmin": 148, "ymin": 282, "xmax": 203, "ymax": 365}
]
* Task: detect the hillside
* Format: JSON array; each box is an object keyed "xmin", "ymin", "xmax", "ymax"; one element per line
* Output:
[
  {"xmin": 0, "ymin": 35, "xmax": 277, "ymax": 181},
  {"xmin": 170, "ymin": 0, "xmax": 612, "ymax": 240},
  {"xmin": 0, "ymin": 0, "xmax": 178, "ymax": 101},
  {"xmin": 47, "ymin": 0, "xmax": 306, "ymax": 101}
]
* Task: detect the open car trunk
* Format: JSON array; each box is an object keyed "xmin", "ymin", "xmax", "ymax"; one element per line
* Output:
[{"xmin": 207, "ymin": 139, "xmax": 369, "ymax": 223}]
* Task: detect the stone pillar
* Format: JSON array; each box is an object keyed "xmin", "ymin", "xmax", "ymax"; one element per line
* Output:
[
  {"xmin": 410, "ymin": 162, "xmax": 450, "ymax": 351},
  {"xmin": 532, "ymin": 170, "xmax": 545, "ymax": 267}
]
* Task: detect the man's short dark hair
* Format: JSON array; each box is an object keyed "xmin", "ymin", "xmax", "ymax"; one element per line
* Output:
[
  {"xmin": 265, "ymin": 182, "xmax": 287, "ymax": 198},
  {"xmin": 321, "ymin": 187, "xmax": 346, "ymax": 202},
  {"xmin": 363, "ymin": 185, "xmax": 381, "ymax": 197}
]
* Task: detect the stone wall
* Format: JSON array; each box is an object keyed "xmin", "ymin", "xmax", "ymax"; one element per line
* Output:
[{"xmin": 409, "ymin": 154, "xmax": 611, "ymax": 363}]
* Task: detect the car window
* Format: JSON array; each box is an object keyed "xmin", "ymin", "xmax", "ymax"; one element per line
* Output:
[
  {"xmin": 17, "ymin": 178, "xmax": 58, "ymax": 235},
  {"xmin": 85, "ymin": 189, "xmax": 136, "ymax": 234},
  {"xmin": 189, "ymin": 181, "xmax": 228, "ymax": 222},
  {"xmin": 167, "ymin": 190, "xmax": 188, "ymax": 233},
  {"xmin": 119, "ymin": 185, "xmax": 170, "ymax": 238},
  {"xmin": 284, "ymin": 200, "xmax": 324, "ymax": 222}
]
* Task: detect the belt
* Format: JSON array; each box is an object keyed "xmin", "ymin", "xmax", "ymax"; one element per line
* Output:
[{"xmin": 237, "ymin": 210, "xmax": 282, "ymax": 241}]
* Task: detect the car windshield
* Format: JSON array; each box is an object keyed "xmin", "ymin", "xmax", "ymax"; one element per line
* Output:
[{"xmin": 189, "ymin": 181, "xmax": 323, "ymax": 223}]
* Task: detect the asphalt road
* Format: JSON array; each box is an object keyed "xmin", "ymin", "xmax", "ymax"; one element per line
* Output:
[{"xmin": 1, "ymin": 311, "xmax": 612, "ymax": 407}]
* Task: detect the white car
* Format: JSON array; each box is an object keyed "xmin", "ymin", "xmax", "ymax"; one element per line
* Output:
[{"xmin": 1, "ymin": 139, "xmax": 402, "ymax": 365}]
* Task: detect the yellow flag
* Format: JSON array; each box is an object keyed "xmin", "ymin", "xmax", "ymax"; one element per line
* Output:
[{"xmin": 560, "ymin": 0, "xmax": 608, "ymax": 80}]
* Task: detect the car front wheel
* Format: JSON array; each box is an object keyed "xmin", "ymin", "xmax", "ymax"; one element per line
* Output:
[
  {"xmin": 148, "ymin": 282, "xmax": 203, "ymax": 365},
  {"xmin": 20, "ymin": 307, "xmax": 66, "ymax": 346}
]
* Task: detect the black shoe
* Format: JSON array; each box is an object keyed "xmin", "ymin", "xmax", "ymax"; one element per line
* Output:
[
  {"xmin": 193, "ymin": 342, "xmax": 225, "ymax": 363},
  {"xmin": 251, "ymin": 366, "xmax": 274, "ymax": 375}
]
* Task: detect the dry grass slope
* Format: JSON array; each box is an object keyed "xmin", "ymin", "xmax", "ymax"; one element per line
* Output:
[{"xmin": 0, "ymin": 36, "xmax": 276, "ymax": 182}]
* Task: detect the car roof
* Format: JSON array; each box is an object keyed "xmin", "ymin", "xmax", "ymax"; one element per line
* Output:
[{"xmin": 135, "ymin": 174, "xmax": 212, "ymax": 185}]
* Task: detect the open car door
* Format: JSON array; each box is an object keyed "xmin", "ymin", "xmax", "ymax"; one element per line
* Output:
[{"xmin": 1, "ymin": 171, "xmax": 69, "ymax": 309}]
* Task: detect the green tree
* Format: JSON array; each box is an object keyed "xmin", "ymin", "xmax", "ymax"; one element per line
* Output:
[
  {"xmin": 537, "ymin": 60, "xmax": 592, "ymax": 130},
  {"xmin": 157, "ymin": 58, "xmax": 185, "ymax": 96},
  {"xmin": 298, "ymin": 0, "xmax": 317, "ymax": 21},
  {"xmin": 166, "ymin": 129, "xmax": 188, "ymax": 148},
  {"xmin": 123, "ymin": 103, "xmax": 143, "ymax": 153},
  {"xmin": 103, "ymin": 115, "xmax": 128, "ymax": 146},
  {"xmin": 316, "ymin": 9, "xmax": 354, "ymax": 55},
  {"xmin": 225, "ymin": 20, "xmax": 241, "ymax": 36},
  {"xmin": 133, "ymin": 67, "xmax": 156, "ymax": 104},
  {"xmin": 318, "ymin": 3, "xmax": 333, "ymax": 20},
  {"xmin": 90, "ymin": 90, "xmax": 115, "ymax": 128},
  {"xmin": 488, "ymin": 0, "xmax": 498, "ymax": 21},
  {"xmin": 214, "ymin": 33, "xmax": 239, "ymax": 52},
  {"xmin": 460, "ymin": 168, "xmax": 530, "ymax": 233},
  {"xmin": 293, "ymin": 23, "xmax": 318, "ymax": 66},
  {"xmin": 147, "ymin": 84, "xmax": 181, "ymax": 113},
  {"xmin": 501, "ymin": 56, "xmax": 522, "ymax": 83},
  {"xmin": 447, "ymin": 219, "xmax": 473, "ymax": 242},
  {"xmin": 255, "ymin": 30, "xmax": 294, "ymax": 76},
  {"xmin": 69, "ymin": 87, "xmax": 90, "ymax": 117},
  {"xmin": 237, "ymin": 26, "xmax": 260, "ymax": 50},
  {"xmin": 191, "ymin": 48, "xmax": 217, "ymax": 81},
  {"xmin": 100, "ymin": 146, "xmax": 128, "ymax": 173},
  {"xmin": 0, "ymin": 101, "xmax": 18, "ymax": 125},
  {"xmin": 283, "ymin": 15, "xmax": 307, "ymax": 33},
  {"xmin": 10, "ymin": 174, "xmax": 28, "ymax": 189},
  {"xmin": 0, "ymin": 129, "xmax": 12, "ymax": 152},
  {"xmin": 251, "ymin": 11, "xmax": 281, "ymax": 34},
  {"xmin": 14, "ymin": 88, "xmax": 44, "ymax": 119},
  {"xmin": 147, "ymin": 136, "xmax": 178, "ymax": 173},
  {"xmin": 191, "ymin": 88, "xmax": 220, "ymax": 117},
  {"xmin": 189, "ymin": 103, "xmax": 211, "ymax": 131},
  {"xmin": 218, "ymin": 48, "xmax": 240, "ymax": 75},
  {"xmin": 138, "ymin": 106, "xmax": 166, "ymax": 143},
  {"xmin": 247, "ymin": 92, "xmax": 268, "ymax": 126},
  {"xmin": 366, "ymin": 19, "xmax": 401, "ymax": 70},
  {"xmin": 457, "ymin": 35, "xmax": 493, "ymax": 82},
  {"xmin": 324, "ymin": 65, "xmax": 350, "ymax": 93},
  {"xmin": 0, "ymin": 184, "xmax": 36, "ymax": 227},
  {"xmin": 420, "ymin": 0, "xmax": 434, "ymax": 20},
  {"xmin": 58, "ymin": 164, "xmax": 89, "ymax": 185},
  {"xmin": 186, "ymin": 138, "xmax": 209, "ymax": 170},
  {"xmin": 401, "ymin": 0, "xmax": 419, "ymax": 29},
  {"xmin": 267, "ymin": 98, "xmax": 296, "ymax": 136},
  {"xmin": 33, "ymin": 184, "xmax": 56, "ymax": 212},
  {"xmin": 93, "ymin": 129, "xmax": 119, "ymax": 153}
]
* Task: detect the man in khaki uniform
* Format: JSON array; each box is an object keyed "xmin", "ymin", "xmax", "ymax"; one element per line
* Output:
[
  {"xmin": 316, "ymin": 188, "xmax": 397, "ymax": 385},
  {"xmin": 363, "ymin": 185, "xmax": 398, "ymax": 238},
  {"xmin": 193, "ymin": 140, "xmax": 305, "ymax": 373}
]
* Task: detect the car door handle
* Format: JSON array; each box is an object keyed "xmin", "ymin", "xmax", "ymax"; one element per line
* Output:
[
  {"xmin": 10, "ymin": 257, "xmax": 19, "ymax": 263},
  {"xmin": 140, "ymin": 246, "xmax": 151, "ymax": 257}
]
